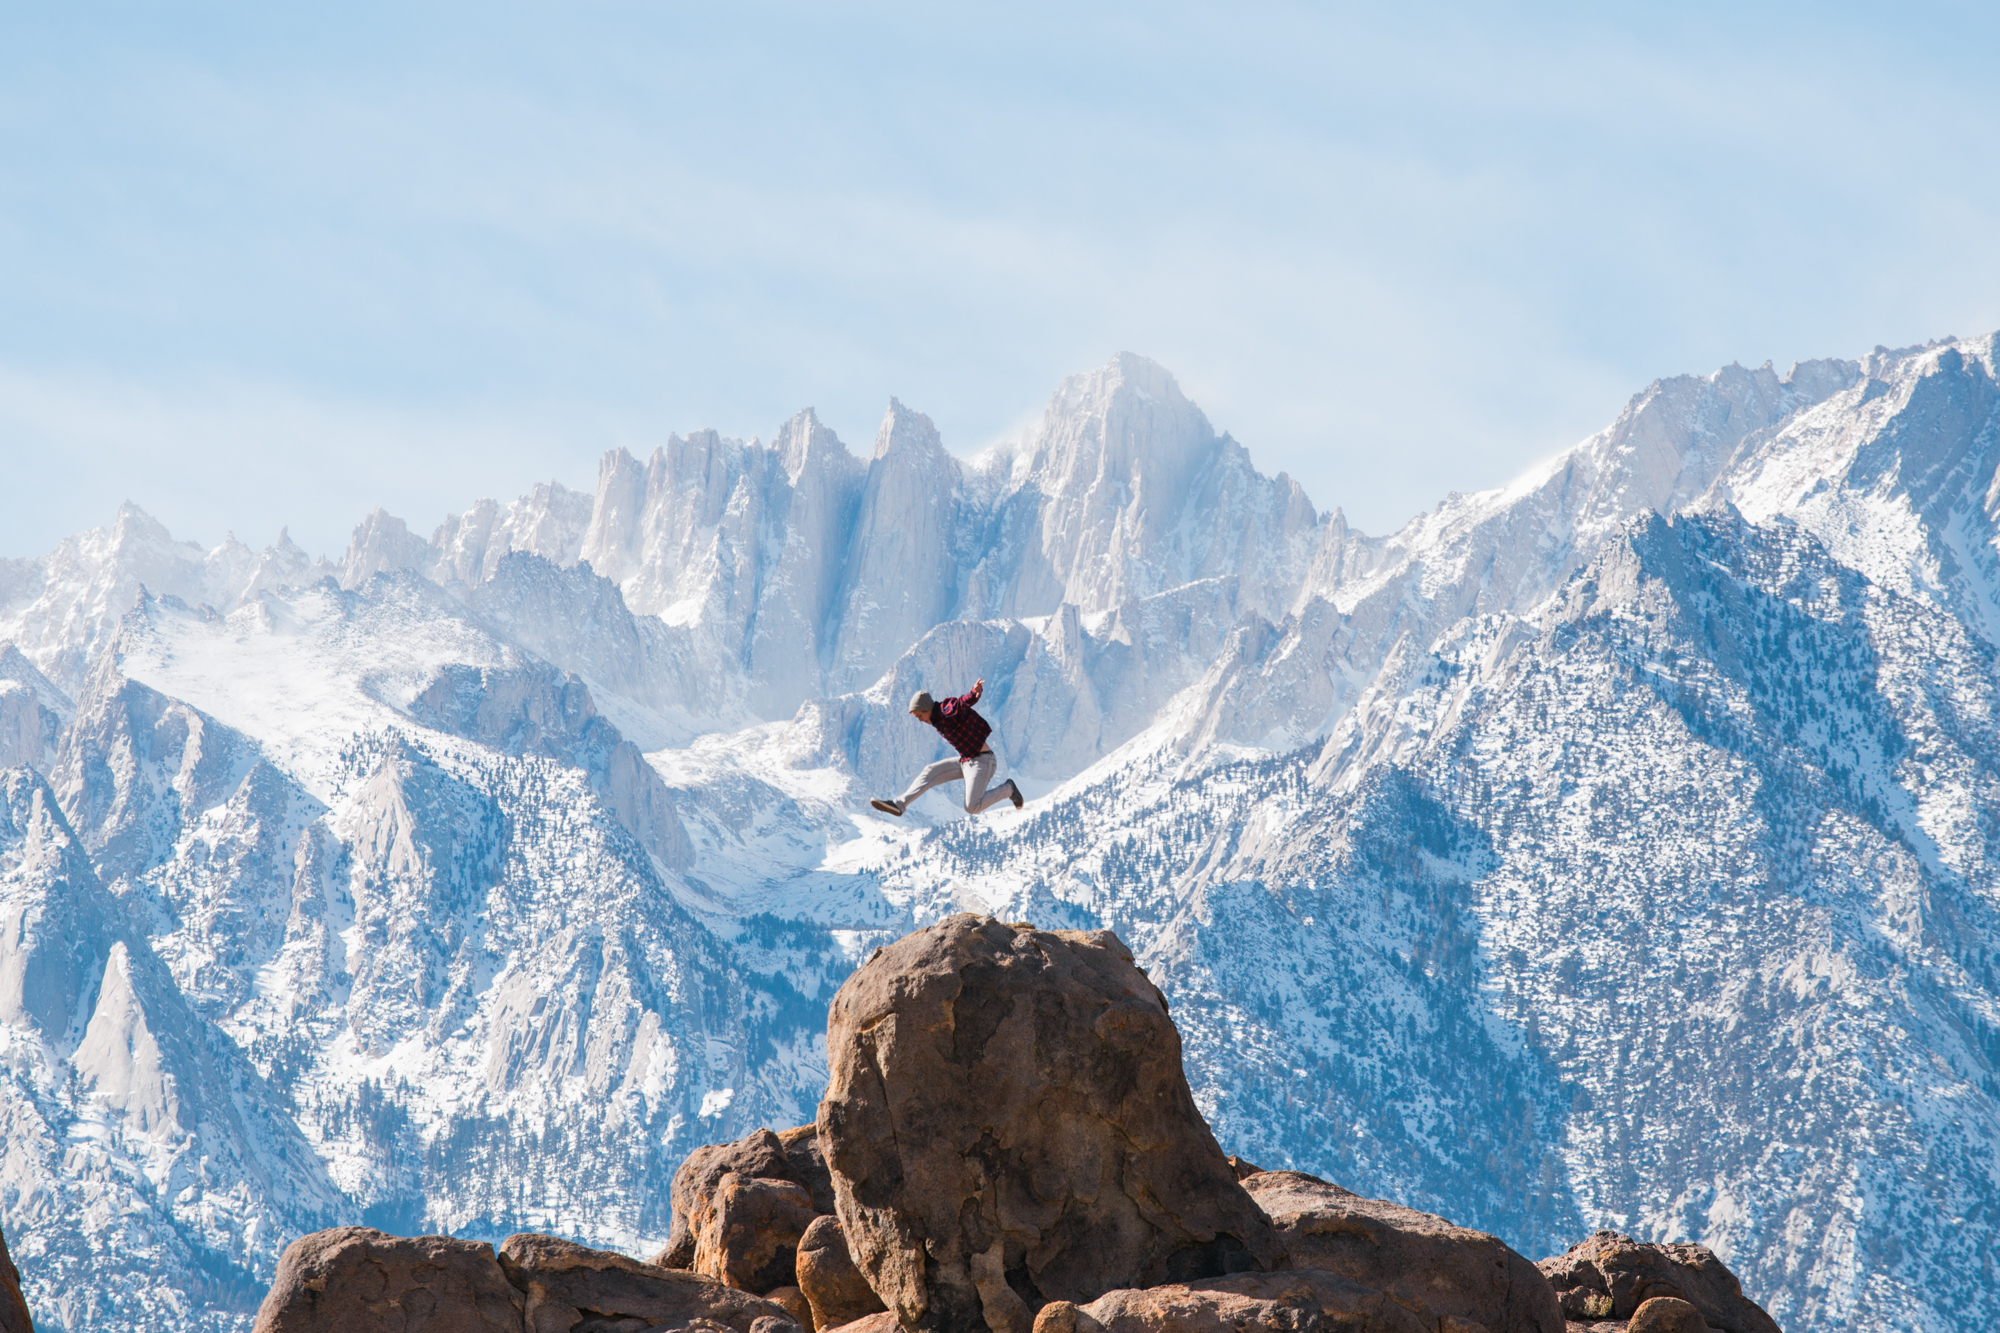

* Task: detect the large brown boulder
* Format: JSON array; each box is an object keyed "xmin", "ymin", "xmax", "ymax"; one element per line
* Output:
[
  {"xmin": 251, "ymin": 1228, "xmax": 524, "ymax": 1333},
  {"xmin": 660, "ymin": 1125, "xmax": 837, "ymax": 1268},
  {"xmin": 0, "ymin": 1222, "xmax": 31, "ymax": 1333},
  {"xmin": 796, "ymin": 1215, "xmax": 888, "ymax": 1330},
  {"xmin": 498, "ymin": 1232, "xmax": 805, "ymax": 1333},
  {"xmin": 1241, "ymin": 1171, "xmax": 1563, "ymax": 1333},
  {"xmin": 694, "ymin": 1174, "xmax": 822, "ymax": 1293},
  {"xmin": 816, "ymin": 915, "xmax": 1285, "ymax": 1333},
  {"xmin": 1037, "ymin": 1270, "xmax": 1427, "ymax": 1333},
  {"xmin": 1536, "ymin": 1232, "xmax": 1779, "ymax": 1333}
]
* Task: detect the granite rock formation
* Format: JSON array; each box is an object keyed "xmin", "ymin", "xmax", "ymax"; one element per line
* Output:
[
  {"xmin": 1242, "ymin": 1171, "xmax": 1563, "ymax": 1333},
  {"xmin": 816, "ymin": 916, "xmax": 1286, "ymax": 1333},
  {"xmin": 1536, "ymin": 1233, "xmax": 1781, "ymax": 1333},
  {"xmin": 242, "ymin": 917, "xmax": 1787, "ymax": 1333}
]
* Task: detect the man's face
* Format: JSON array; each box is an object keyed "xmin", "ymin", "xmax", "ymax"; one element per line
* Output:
[{"xmin": 911, "ymin": 706, "xmax": 932, "ymax": 723}]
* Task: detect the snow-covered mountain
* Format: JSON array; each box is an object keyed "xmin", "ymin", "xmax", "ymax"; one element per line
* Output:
[{"xmin": 3, "ymin": 337, "xmax": 1998, "ymax": 1331}]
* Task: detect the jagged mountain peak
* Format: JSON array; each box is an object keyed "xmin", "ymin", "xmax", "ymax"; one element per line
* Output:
[
  {"xmin": 871, "ymin": 396, "xmax": 948, "ymax": 463},
  {"xmin": 772, "ymin": 406, "xmax": 850, "ymax": 481},
  {"xmin": 1023, "ymin": 351, "xmax": 1217, "ymax": 485}
]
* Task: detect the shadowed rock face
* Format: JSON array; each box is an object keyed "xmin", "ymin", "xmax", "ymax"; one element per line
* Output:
[
  {"xmin": 815, "ymin": 914, "xmax": 1284, "ymax": 1333},
  {"xmin": 0, "ymin": 1222, "xmax": 32, "ymax": 1333},
  {"xmin": 1242, "ymin": 1171, "xmax": 1564, "ymax": 1333},
  {"xmin": 1537, "ymin": 1232, "xmax": 1781, "ymax": 1333},
  {"xmin": 250, "ymin": 1228, "xmax": 523, "ymax": 1333}
]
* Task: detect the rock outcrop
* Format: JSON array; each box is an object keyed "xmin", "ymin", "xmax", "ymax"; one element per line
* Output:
[
  {"xmin": 0, "ymin": 1222, "xmax": 32, "ymax": 1333},
  {"xmin": 796, "ymin": 1216, "xmax": 888, "ymax": 1330},
  {"xmin": 659, "ymin": 1125, "xmax": 836, "ymax": 1270},
  {"xmin": 1242, "ymin": 1171, "xmax": 1564, "ymax": 1333},
  {"xmin": 248, "ymin": 919, "xmax": 1788, "ymax": 1333},
  {"xmin": 499, "ymin": 1232, "xmax": 804, "ymax": 1333},
  {"xmin": 816, "ymin": 915, "xmax": 1285, "ymax": 1333},
  {"xmin": 1536, "ymin": 1232, "xmax": 1781, "ymax": 1333},
  {"xmin": 252, "ymin": 1227, "xmax": 805, "ymax": 1333},
  {"xmin": 251, "ymin": 1228, "xmax": 524, "ymax": 1333}
]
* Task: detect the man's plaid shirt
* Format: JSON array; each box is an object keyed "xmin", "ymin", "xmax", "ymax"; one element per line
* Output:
[{"xmin": 930, "ymin": 689, "xmax": 993, "ymax": 760}]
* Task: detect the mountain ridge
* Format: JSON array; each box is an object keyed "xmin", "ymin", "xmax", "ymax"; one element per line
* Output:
[{"xmin": 2, "ymin": 335, "xmax": 1998, "ymax": 1331}]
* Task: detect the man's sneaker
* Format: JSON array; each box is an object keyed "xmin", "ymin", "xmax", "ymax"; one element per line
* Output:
[
  {"xmin": 870, "ymin": 797, "xmax": 905, "ymax": 817},
  {"xmin": 1008, "ymin": 781, "xmax": 1025, "ymax": 811}
]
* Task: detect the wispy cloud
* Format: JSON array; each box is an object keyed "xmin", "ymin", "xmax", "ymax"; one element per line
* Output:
[{"xmin": 1, "ymin": 0, "xmax": 1995, "ymax": 554}]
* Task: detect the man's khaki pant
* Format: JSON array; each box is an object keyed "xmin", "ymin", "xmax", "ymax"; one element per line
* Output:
[{"xmin": 898, "ymin": 749, "xmax": 1016, "ymax": 814}]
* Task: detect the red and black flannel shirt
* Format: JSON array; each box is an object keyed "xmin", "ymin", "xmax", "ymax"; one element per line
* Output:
[{"xmin": 929, "ymin": 688, "xmax": 993, "ymax": 760}]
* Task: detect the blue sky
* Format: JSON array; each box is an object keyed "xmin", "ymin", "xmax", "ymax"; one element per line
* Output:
[{"xmin": 3, "ymin": 1, "xmax": 1997, "ymax": 560}]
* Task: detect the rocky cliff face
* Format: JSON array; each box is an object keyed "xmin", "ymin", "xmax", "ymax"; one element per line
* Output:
[{"xmin": 3, "ymin": 339, "xmax": 1998, "ymax": 1330}]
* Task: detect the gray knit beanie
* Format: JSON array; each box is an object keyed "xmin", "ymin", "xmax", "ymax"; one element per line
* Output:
[{"xmin": 909, "ymin": 690, "xmax": 935, "ymax": 714}]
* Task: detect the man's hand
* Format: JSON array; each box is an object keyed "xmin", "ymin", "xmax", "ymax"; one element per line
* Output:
[{"xmin": 971, "ymin": 678, "xmax": 984, "ymax": 701}]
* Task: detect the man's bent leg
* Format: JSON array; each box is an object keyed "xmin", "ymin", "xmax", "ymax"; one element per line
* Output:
[
  {"xmin": 898, "ymin": 757, "xmax": 965, "ymax": 808},
  {"xmin": 962, "ymin": 752, "xmax": 1015, "ymax": 815}
]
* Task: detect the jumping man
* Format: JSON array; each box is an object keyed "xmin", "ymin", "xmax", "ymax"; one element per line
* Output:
[{"xmin": 870, "ymin": 678, "xmax": 1025, "ymax": 817}]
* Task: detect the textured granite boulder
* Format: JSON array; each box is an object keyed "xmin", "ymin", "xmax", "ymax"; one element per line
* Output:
[
  {"xmin": 817, "ymin": 915, "xmax": 1284, "ymax": 1333},
  {"xmin": 661, "ymin": 1125, "xmax": 837, "ymax": 1269},
  {"xmin": 1537, "ymin": 1232, "xmax": 1779, "ymax": 1333},
  {"xmin": 0, "ymin": 1222, "xmax": 31, "ymax": 1333},
  {"xmin": 251, "ymin": 1228, "xmax": 523, "ymax": 1333},
  {"xmin": 695, "ymin": 1173, "xmax": 822, "ymax": 1293},
  {"xmin": 499, "ymin": 1232, "xmax": 804, "ymax": 1333},
  {"xmin": 1628, "ymin": 1296, "xmax": 1708, "ymax": 1333},
  {"xmin": 796, "ymin": 1215, "xmax": 888, "ymax": 1331},
  {"xmin": 1035, "ymin": 1270, "xmax": 1428, "ymax": 1333},
  {"xmin": 1242, "ymin": 1171, "xmax": 1563, "ymax": 1333}
]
